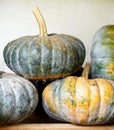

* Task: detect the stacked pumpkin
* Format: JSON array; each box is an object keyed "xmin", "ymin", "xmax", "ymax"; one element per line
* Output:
[
  {"xmin": 3, "ymin": 7, "xmax": 85, "ymax": 80},
  {"xmin": 1, "ymin": 7, "xmax": 85, "ymax": 125},
  {"xmin": 0, "ymin": 72, "xmax": 38, "ymax": 125},
  {"xmin": 42, "ymin": 25, "xmax": 114, "ymax": 125},
  {"xmin": 90, "ymin": 25, "xmax": 114, "ymax": 80},
  {"xmin": 1, "ymin": 6, "xmax": 114, "ymax": 126}
]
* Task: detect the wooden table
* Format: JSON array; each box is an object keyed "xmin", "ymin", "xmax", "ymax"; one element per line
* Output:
[
  {"xmin": 0, "ymin": 123, "xmax": 114, "ymax": 130},
  {"xmin": 0, "ymin": 113, "xmax": 114, "ymax": 130}
]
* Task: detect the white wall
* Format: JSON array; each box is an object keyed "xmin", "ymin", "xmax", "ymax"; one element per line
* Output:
[{"xmin": 0, "ymin": 0, "xmax": 114, "ymax": 72}]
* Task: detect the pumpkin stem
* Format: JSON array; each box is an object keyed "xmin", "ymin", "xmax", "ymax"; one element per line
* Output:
[
  {"xmin": 81, "ymin": 62, "xmax": 90, "ymax": 78},
  {"xmin": 32, "ymin": 7, "xmax": 47, "ymax": 37}
]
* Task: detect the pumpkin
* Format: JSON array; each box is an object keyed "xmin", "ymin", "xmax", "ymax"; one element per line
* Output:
[
  {"xmin": 90, "ymin": 25, "xmax": 114, "ymax": 80},
  {"xmin": 3, "ymin": 7, "xmax": 86, "ymax": 80},
  {"xmin": 42, "ymin": 63, "xmax": 114, "ymax": 125},
  {"xmin": 0, "ymin": 71, "xmax": 38, "ymax": 125}
]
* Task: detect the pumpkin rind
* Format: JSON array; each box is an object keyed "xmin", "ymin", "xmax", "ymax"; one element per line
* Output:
[
  {"xmin": 0, "ymin": 72, "xmax": 38, "ymax": 125},
  {"xmin": 42, "ymin": 75, "xmax": 114, "ymax": 125},
  {"xmin": 3, "ymin": 7, "xmax": 85, "ymax": 80},
  {"xmin": 90, "ymin": 25, "xmax": 114, "ymax": 80}
]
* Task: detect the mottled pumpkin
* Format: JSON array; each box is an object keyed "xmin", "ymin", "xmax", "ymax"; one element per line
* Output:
[
  {"xmin": 90, "ymin": 25, "xmax": 114, "ymax": 80},
  {"xmin": 3, "ymin": 7, "xmax": 85, "ymax": 80},
  {"xmin": 0, "ymin": 71, "xmax": 38, "ymax": 125},
  {"xmin": 42, "ymin": 63, "xmax": 114, "ymax": 125}
]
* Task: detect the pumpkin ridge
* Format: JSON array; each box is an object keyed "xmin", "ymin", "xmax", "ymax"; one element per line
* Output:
[
  {"xmin": 87, "ymin": 79, "xmax": 91, "ymax": 124},
  {"xmin": 87, "ymin": 80, "xmax": 100, "ymax": 124},
  {"xmin": 61, "ymin": 35, "xmax": 84, "ymax": 71},
  {"xmin": 53, "ymin": 35, "xmax": 78, "ymax": 74},
  {"xmin": 48, "ymin": 36, "xmax": 54, "ymax": 76},
  {"xmin": 9, "ymin": 79, "xmax": 34, "ymax": 123},
  {"xmin": 15, "ymin": 37, "xmax": 31, "ymax": 76},
  {"xmin": 59, "ymin": 78, "xmax": 73, "ymax": 121},
  {"xmin": 30, "ymin": 37, "xmax": 42, "ymax": 78},
  {"xmin": 13, "ymin": 38, "xmax": 25, "ymax": 76},
  {"xmin": 0, "ymin": 81, "xmax": 5, "ymax": 124},
  {"xmin": 58, "ymin": 77, "xmax": 77, "ymax": 122},
  {"xmin": 16, "ymin": 75, "xmax": 38, "ymax": 122},
  {"xmin": 55, "ymin": 35, "xmax": 78, "ymax": 69},
  {"xmin": 8, "ymin": 80, "xmax": 23, "ymax": 123},
  {"xmin": 4, "ymin": 42, "xmax": 17, "ymax": 72},
  {"xmin": 14, "ymin": 81, "xmax": 30, "ymax": 123},
  {"xmin": 64, "ymin": 36, "xmax": 80, "ymax": 67},
  {"xmin": 75, "ymin": 77, "xmax": 90, "ymax": 124},
  {"xmin": 106, "ymin": 80, "xmax": 114, "ymax": 123},
  {"xmin": 102, "ymin": 80, "xmax": 114, "ymax": 124},
  {"xmin": 73, "ymin": 77, "xmax": 78, "ymax": 123},
  {"xmin": 62, "ymin": 34, "xmax": 85, "ymax": 50},
  {"xmin": 14, "ymin": 39, "xmax": 27, "ymax": 76},
  {"xmin": 40, "ymin": 37, "xmax": 52, "ymax": 77},
  {"xmin": 65, "ymin": 76, "xmax": 77, "ymax": 123},
  {"xmin": 6, "ymin": 79, "xmax": 17, "ymax": 124},
  {"xmin": 93, "ymin": 79, "xmax": 114, "ymax": 124},
  {"xmin": 20, "ymin": 78, "xmax": 38, "ymax": 116},
  {"xmin": 27, "ymin": 38, "xmax": 34, "ymax": 77},
  {"xmin": 50, "ymin": 35, "xmax": 67, "ymax": 76},
  {"xmin": 6, "ymin": 80, "xmax": 22, "ymax": 123},
  {"xmin": 11, "ymin": 38, "xmax": 25, "ymax": 73},
  {"xmin": 40, "ymin": 38, "xmax": 44, "ymax": 77},
  {"xmin": 70, "ymin": 77, "xmax": 77, "ymax": 123},
  {"xmin": 93, "ymin": 79, "xmax": 101, "ymax": 124},
  {"xmin": 101, "ymin": 80, "xmax": 114, "ymax": 124},
  {"xmin": 60, "ymin": 34, "xmax": 85, "ymax": 68},
  {"xmin": 6, "ymin": 37, "xmax": 30, "ymax": 75},
  {"xmin": 57, "ymin": 79, "xmax": 66, "ymax": 121},
  {"xmin": 17, "ymin": 36, "xmax": 40, "ymax": 78},
  {"xmin": 1, "ymin": 78, "xmax": 16, "ymax": 124},
  {"xmin": 52, "ymin": 79, "xmax": 64, "ymax": 121}
]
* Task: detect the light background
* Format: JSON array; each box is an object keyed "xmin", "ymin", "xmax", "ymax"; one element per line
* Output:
[{"xmin": 0, "ymin": 0, "xmax": 114, "ymax": 72}]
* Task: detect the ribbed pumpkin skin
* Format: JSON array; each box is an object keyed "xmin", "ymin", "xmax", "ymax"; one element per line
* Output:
[
  {"xmin": 0, "ymin": 72, "xmax": 38, "ymax": 125},
  {"xmin": 42, "ymin": 76, "xmax": 114, "ymax": 125},
  {"xmin": 3, "ymin": 34, "xmax": 85, "ymax": 80},
  {"xmin": 90, "ymin": 25, "xmax": 114, "ymax": 80}
]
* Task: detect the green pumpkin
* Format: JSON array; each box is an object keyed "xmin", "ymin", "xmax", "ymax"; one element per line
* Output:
[
  {"xmin": 3, "ymin": 7, "xmax": 85, "ymax": 80},
  {"xmin": 0, "ymin": 72, "xmax": 38, "ymax": 125},
  {"xmin": 90, "ymin": 25, "xmax": 114, "ymax": 80}
]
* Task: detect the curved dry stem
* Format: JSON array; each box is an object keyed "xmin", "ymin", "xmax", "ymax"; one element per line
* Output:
[
  {"xmin": 81, "ymin": 62, "xmax": 90, "ymax": 78},
  {"xmin": 32, "ymin": 7, "xmax": 47, "ymax": 37}
]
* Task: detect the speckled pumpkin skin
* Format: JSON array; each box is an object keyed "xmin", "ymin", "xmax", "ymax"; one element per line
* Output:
[
  {"xmin": 0, "ymin": 72, "xmax": 38, "ymax": 125},
  {"xmin": 3, "ymin": 34, "xmax": 85, "ymax": 80},
  {"xmin": 42, "ymin": 76, "xmax": 114, "ymax": 125},
  {"xmin": 90, "ymin": 25, "xmax": 114, "ymax": 80},
  {"xmin": 3, "ymin": 7, "xmax": 85, "ymax": 80}
]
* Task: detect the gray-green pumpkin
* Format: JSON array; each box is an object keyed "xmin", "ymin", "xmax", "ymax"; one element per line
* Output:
[
  {"xmin": 90, "ymin": 25, "xmax": 114, "ymax": 80},
  {"xmin": 0, "ymin": 71, "xmax": 38, "ymax": 125},
  {"xmin": 3, "ymin": 7, "xmax": 86, "ymax": 80}
]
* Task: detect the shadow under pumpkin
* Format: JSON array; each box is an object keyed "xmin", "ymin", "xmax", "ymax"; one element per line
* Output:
[{"xmin": 22, "ymin": 68, "xmax": 83, "ymax": 123}]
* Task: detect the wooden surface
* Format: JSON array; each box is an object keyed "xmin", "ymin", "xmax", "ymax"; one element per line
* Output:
[
  {"xmin": 0, "ymin": 103, "xmax": 114, "ymax": 130},
  {"xmin": 0, "ymin": 113, "xmax": 114, "ymax": 130},
  {"xmin": 0, "ymin": 123, "xmax": 114, "ymax": 130}
]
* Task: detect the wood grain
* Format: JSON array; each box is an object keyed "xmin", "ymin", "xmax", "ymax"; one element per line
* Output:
[{"xmin": 0, "ymin": 123, "xmax": 114, "ymax": 130}]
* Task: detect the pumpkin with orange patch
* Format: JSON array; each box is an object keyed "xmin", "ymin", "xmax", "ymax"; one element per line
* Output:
[{"xmin": 42, "ymin": 63, "xmax": 114, "ymax": 125}]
